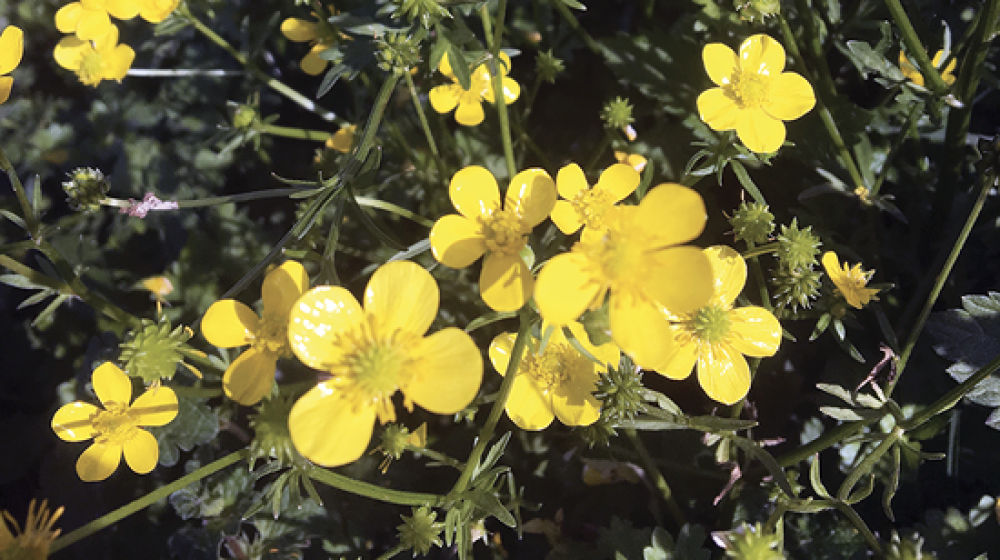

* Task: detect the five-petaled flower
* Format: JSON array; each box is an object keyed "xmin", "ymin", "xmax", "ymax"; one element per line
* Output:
[
  {"xmin": 281, "ymin": 9, "xmax": 341, "ymax": 76},
  {"xmin": 429, "ymin": 52, "xmax": 520, "ymax": 126},
  {"xmin": 899, "ymin": 50, "xmax": 956, "ymax": 88},
  {"xmin": 550, "ymin": 162, "xmax": 640, "ymax": 238},
  {"xmin": 202, "ymin": 260, "xmax": 310, "ymax": 406},
  {"xmin": 54, "ymin": 24, "xmax": 135, "ymax": 87},
  {"xmin": 534, "ymin": 183, "xmax": 714, "ymax": 370},
  {"xmin": 821, "ymin": 251, "xmax": 879, "ymax": 309},
  {"xmin": 429, "ymin": 165, "xmax": 556, "ymax": 312},
  {"xmin": 286, "ymin": 260, "xmax": 483, "ymax": 467},
  {"xmin": 658, "ymin": 246, "xmax": 781, "ymax": 405},
  {"xmin": 697, "ymin": 34, "xmax": 816, "ymax": 154},
  {"xmin": 56, "ymin": 0, "xmax": 179, "ymax": 40},
  {"xmin": 51, "ymin": 362, "xmax": 178, "ymax": 482},
  {"xmin": 489, "ymin": 322, "xmax": 620, "ymax": 430},
  {"xmin": 0, "ymin": 26, "xmax": 23, "ymax": 106}
]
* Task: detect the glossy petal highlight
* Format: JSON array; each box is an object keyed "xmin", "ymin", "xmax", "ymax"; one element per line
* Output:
[
  {"xmin": 364, "ymin": 261, "xmax": 438, "ymax": 336},
  {"xmin": 480, "ymin": 252, "xmax": 533, "ymax": 313},
  {"xmin": 92, "ymin": 362, "xmax": 133, "ymax": 407},
  {"xmin": 287, "ymin": 286, "xmax": 364, "ymax": 370}
]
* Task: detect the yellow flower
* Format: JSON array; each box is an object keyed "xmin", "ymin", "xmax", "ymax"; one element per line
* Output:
[
  {"xmin": 696, "ymin": 34, "xmax": 816, "ymax": 154},
  {"xmin": 429, "ymin": 52, "xmax": 520, "ymax": 126},
  {"xmin": 326, "ymin": 124, "xmax": 357, "ymax": 153},
  {"xmin": 286, "ymin": 260, "xmax": 483, "ymax": 467},
  {"xmin": 489, "ymin": 322, "xmax": 620, "ymax": 430},
  {"xmin": 899, "ymin": 50, "xmax": 956, "ymax": 87},
  {"xmin": 55, "ymin": 0, "xmax": 140, "ymax": 41},
  {"xmin": 138, "ymin": 0, "xmax": 180, "ymax": 23},
  {"xmin": 550, "ymin": 162, "xmax": 640, "ymax": 237},
  {"xmin": 614, "ymin": 151, "xmax": 647, "ymax": 173},
  {"xmin": 534, "ymin": 183, "xmax": 714, "ymax": 370},
  {"xmin": 821, "ymin": 251, "xmax": 879, "ymax": 309},
  {"xmin": 202, "ymin": 261, "xmax": 309, "ymax": 406},
  {"xmin": 0, "ymin": 26, "xmax": 24, "ymax": 106},
  {"xmin": 51, "ymin": 362, "xmax": 178, "ymax": 482},
  {"xmin": 281, "ymin": 11, "xmax": 340, "ymax": 76},
  {"xmin": 429, "ymin": 165, "xmax": 556, "ymax": 312},
  {"xmin": 54, "ymin": 24, "xmax": 135, "ymax": 87},
  {"xmin": 657, "ymin": 246, "xmax": 781, "ymax": 405},
  {"xmin": 0, "ymin": 499, "xmax": 64, "ymax": 560}
]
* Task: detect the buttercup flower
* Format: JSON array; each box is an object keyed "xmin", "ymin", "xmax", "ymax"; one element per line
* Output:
[
  {"xmin": 326, "ymin": 124, "xmax": 357, "ymax": 153},
  {"xmin": 429, "ymin": 52, "xmax": 520, "ymax": 126},
  {"xmin": 429, "ymin": 165, "xmax": 556, "ymax": 312},
  {"xmin": 899, "ymin": 50, "xmax": 956, "ymax": 87},
  {"xmin": 202, "ymin": 260, "xmax": 309, "ymax": 406},
  {"xmin": 55, "ymin": 0, "xmax": 139, "ymax": 41},
  {"xmin": 489, "ymin": 322, "xmax": 620, "ymax": 430},
  {"xmin": 54, "ymin": 25, "xmax": 135, "ymax": 87},
  {"xmin": 534, "ymin": 183, "xmax": 714, "ymax": 370},
  {"xmin": 0, "ymin": 499, "xmax": 64, "ymax": 560},
  {"xmin": 821, "ymin": 251, "xmax": 879, "ymax": 309},
  {"xmin": 550, "ymin": 163, "xmax": 639, "ymax": 237},
  {"xmin": 51, "ymin": 362, "xmax": 178, "ymax": 482},
  {"xmin": 286, "ymin": 260, "xmax": 483, "ymax": 467},
  {"xmin": 0, "ymin": 26, "xmax": 24, "ymax": 106},
  {"xmin": 281, "ymin": 9, "xmax": 341, "ymax": 76},
  {"xmin": 697, "ymin": 34, "xmax": 816, "ymax": 153},
  {"xmin": 657, "ymin": 246, "xmax": 781, "ymax": 405}
]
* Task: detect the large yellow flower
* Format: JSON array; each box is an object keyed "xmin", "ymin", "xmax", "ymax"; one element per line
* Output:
[
  {"xmin": 202, "ymin": 260, "xmax": 309, "ymax": 406},
  {"xmin": 286, "ymin": 260, "xmax": 483, "ymax": 467},
  {"xmin": 55, "ymin": 0, "xmax": 140, "ymax": 41},
  {"xmin": 51, "ymin": 362, "xmax": 178, "ymax": 482},
  {"xmin": 281, "ymin": 11, "xmax": 340, "ymax": 76},
  {"xmin": 0, "ymin": 499, "xmax": 64, "ymax": 560},
  {"xmin": 534, "ymin": 183, "xmax": 714, "ymax": 370},
  {"xmin": 489, "ymin": 322, "xmax": 619, "ymax": 430},
  {"xmin": 899, "ymin": 50, "xmax": 956, "ymax": 87},
  {"xmin": 429, "ymin": 52, "xmax": 520, "ymax": 126},
  {"xmin": 657, "ymin": 246, "xmax": 781, "ymax": 405},
  {"xmin": 54, "ymin": 24, "xmax": 135, "ymax": 87},
  {"xmin": 550, "ymin": 163, "xmax": 640, "ymax": 238},
  {"xmin": 0, "ymin": 26, "xmax": 24, "ymax": 106},
  {"xmin": 429, "ymin": 165, "xmax": 556, "ymax": 312},
  {"xmin": 821, "ymin": 251, "xmax": 879, "ymax": 309},
  {"xmin": 696, "ymin": 34, "xmax": 816, "ymax": 154}
]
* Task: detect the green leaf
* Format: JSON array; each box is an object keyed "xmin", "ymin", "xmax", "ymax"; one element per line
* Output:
[
  {"xmin": 597, "ymin": 517, "xmax": 651, "ymax": 560},
  {"xmin": 469, "ymin": 490, "xmax": 515, "ymax": 527},
  {"xmin": 729, "ymin": 435, "xmax": 796, "ymax": 498},
  {"xmin": 150, "ymin": 397, "xmax": 220, "ymax": 467},
  {"xmin": 465, "ymin": 311, "xmax": 517, "ymax": 333},
  {"xmin": 809, "ymin": 454, "xmax": 832, "ymax": 499},
  {"xmin": 560, "ymin": 0, "xmax": 587, "ymax": 9},
  {"xmin": 446, "ymin": 43, "xmax": 472, "ymax": 90},
  {"xmin": 819, "ymin": 406, "xmax": 866, "ymax": 422},
  {"xmin": 927, "ymin": 292, "xmax": 1000, "ymax": 408}
]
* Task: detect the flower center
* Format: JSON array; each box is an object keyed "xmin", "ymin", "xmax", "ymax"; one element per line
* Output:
[
  {"xmin": 690, "ymin": 305, "xmax": 732, "ymax": 344},
  {"xmin": 328, "ymin": 320, "xmax": 416, "ymax": 424},
  {"xmin": 91, "ymin": 402, "xmax": 139, "ymax": 446},
  {"xmin": 522, "ymin": 341, "xmax": 589, "ymax": 393},
  {"xmin": 571, "ymin": 188, "xmax": 615, "ymax": 231},
  {"xmin": 729, "ymin": 70, "xmax": 771, "ymax": 109},
  {"xmin": 253, "ymin": 314, "xmax": 290, "ymax": 357},
  {"xmin": 78, "ymin": 48, "xmax": 105, "ymax": 87},
  {"xmin": 481, "ymin": 207, "xmax": 527, "ymax": 255},
  {"xmin": 574, "ymin": 222, "xmax": 652, "ymax": 307}
]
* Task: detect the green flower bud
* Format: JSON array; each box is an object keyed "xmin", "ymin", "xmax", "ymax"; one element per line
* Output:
[
  {"xmin": 392, "ymin": 0, "xmax": 450, "ymax": 29},
  {"xmin": 771, "ymin": 263, "xmax": 822, "ymax": 312},
  {"xmin": 119, "ymin": 318, "xmax": 203, "ymax": 384},
  {"xmin": 713, "ymin": 522, "xmax": 784, "ymax": 560},
  {"xmin": 376, "ymin": 32, "xmax": 422, "ymax": 74},
  {"xmin": 601, "ymin": 97, "xmax": 634, "ymax": 130},
  {"xmin": 595, "ymin": 363, "xmax": 645, "ymax": 424},
  {"xmin": 249, "ymin": 396, "xmax": 300, "ymax": 467},
  {"xmin": 730, "ymin": 201, "xmax": 775, "ymax": 245},
  {"xmin": 775, "ymin": 219, "xmax": 821, "ymax": 271},
  {"xmin": 736, "ymin": 0, "xmax": 781, "ymax": 22},
  {"xmin": 884, "ymin": 531, "xmax": 932, "ymax": 560},
  {"xmin": 232, "ymin": 103, "xmax": 259, "ymax": 130},
  {"xmin": 397, "ymin": 506, "xmax": 444, "ymax": 556},
  {"xmin": 62, "ymin": 168, "xmax": 110, "ymax": 212},
  {"xmin": 536, "ymin": 49, "xmax": 565, "ymax": 84}
]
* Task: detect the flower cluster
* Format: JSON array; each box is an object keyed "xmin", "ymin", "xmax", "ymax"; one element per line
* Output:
[{"xmin": 430, "ymin": 52, "xmax": 521, "ymax": 126}]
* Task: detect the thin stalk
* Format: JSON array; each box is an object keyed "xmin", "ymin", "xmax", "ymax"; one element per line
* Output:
[
  {"xmin": 625, "ymin": 429, "xmax": 687, "ymax": 526},
  {"xmin": 354, "ymin": 196, "xmax": 435, "ymax": 228},
  {"xmin": 550, "ymin": 0, "xmax": 601, "ymax": 54},
  {"xmin": 50, "ymin": 450, "xmax": 249, "ymax": 554},
  {"xmin": 480, "ymin": 2, "xmax": 517, "ymax": 179},
  {"xmin": 32, "ymin": 243, "xmax": 139, "ymax": 328},
  {"xmin": 257, "ymin": 124, "xmax": 333, "ymax": 142},
  {"xmin": 0, "ymin": 146, "xmax": 38, "ymax": 237},
  {"xmin": 777, "ymin": 417, "xmax": 878, "ymax": 468},
  {"xmin": 511, "ymin": 119, "xmax": 554, "ymax": 170},
  {"xmin": 403, "ymin": 71, "xmax": 449, "ymax": 182},
  {"xmin": 870, "ymin": 101, "xmax": 924, "ymax": 197},
  {"xmin": 126, "ymin": 69, "xmax": 245, "ymax": 77},
  {"xmin": 102, "ymin": 188, "xmax": 313, "ymax": 212},
  {"xmin": 412, "ymin": 447, "xmax": 466, "ymax": 471},
  {"xmin": 901, "ymin": 354, "xmax": 1000, "ymax": 430},
  {"xmin": 832, "ymin": 501, "xmax": 884, "ymax": 555},
  {"xmin": 375, "ymin": 544, "xmax": 407, "ymax": 560},
  {"xmin": 308, "ymin": 468, "xmax": 446, "ymax": 507},
  {"xmin": 884, "ymin": 0, "xmax": 951, "ymax": 95}
]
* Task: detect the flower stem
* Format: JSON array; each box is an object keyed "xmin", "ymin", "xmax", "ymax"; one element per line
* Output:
[
  {"xmin": 550, "ymin": 0, "xmax": 602, "ymax": 54},
  {"xmin": 403, "ymin": 71, "xmax": 449, "ymax": 183},
  {"xmin": 625, "ymin": 429, "xmax": 687, "ymax": 526},
  {"xmin": 307, "ymin": 467, "xmax": 447, "ymax": 507},
  {"xmin": 102, "ymin": 188, "xmax": 313, "ymax": 212},
  {"xmin": 832, "ymin": 501, "xmax": 884, "ymax": 555},
  {"xmin": 354, "ymin": 196, "xmax": 435, "ymax": 228},
  {"xmin": 883, "ymin": 0, "xmax": 951, "ymax": 96},
  {"xmin": 256, "ymin": 124, "xmax": 334, "ymax": 142},
  {"xmin": 375, "ymin": 544, "xmax": 407, "ymax": 560},
  {"xmin": 49, "ymin": 449, "xmax": 250, "ymax": 554},
  {"xmin": 0, "ymin": 146, "xmax": 38, "ymax": 237},
  {"xmin": 901, "ymin": 354, "xmax": 1000, "ymax": 430},
  {"xmin": 870, "ymin": 101, "xmax": 924, "ymax": 197},
  {"xmin": 480, "ymin": 2, "xmax": 517, "ymax": 179}
]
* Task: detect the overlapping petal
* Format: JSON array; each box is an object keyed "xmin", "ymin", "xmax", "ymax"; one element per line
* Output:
[
  {"xmin": 223, "ymin": 349, "xmax": 277, "ymax": 406},
  {"xmin": 450, "ymin": 165, "xmax": 500, "ymax": 220},
  {"xmin": 288, "ymin": 382, "xmax": 378, "ymax": 467},
  {"xmin": 609, "ymin": 294, "xmax": 676, "ymax": 370},
  {"xmin": 506, "ymin": 376, "xmax": 555, "ymax": 430},
  {"xmin": 550, "ymin": 200, "xmax": 584, "ymax": 235},
  {"xmin": 735, "ymin": 108, "xmax": 785, "ymax": 154},
  {"xmin": 429, "ymin": 214, "xmax": 487, "ymax": 268},
  {"xmin": 281, "ymin": 18, "xmax": 318, "ymax": 41},
  {"xmin": 92, "ymin": 362, "xmax": 133, "ymax": 407},
  {"xmin": 697, "ymin": 88, "xmax": 740, "ymax": 131},
  {"xmin": 762, "ymin": 73, "xmax": 816, "ymax": 121},
  {"xmin": 644, "ymin": 246, "xmax": 714, "ymax": 316},
  {"xmin": 301, "ymin": 44, "xmax": 329, "ymax": 75},
  {"xmin": 534, "ymin": 253, "xmax": 601, "ymax": 326},
  {"xmin": 551, "ymin": 378, "xmax": 600, "ymax": 427},
  {"xmin": 704, "ymin": 245, "xmax": 747, "ymax": 308},
  {"xmin": 505, "ymin": 168, "xmax": 556, "ymax": 228},
  {"xmin": 703, "ymin": 43, "xmax": 739, "ymax": 86},
  {"xmin": 202, "ymin": 300, "xmax": 259, "ymax": 348},
  {"xmin": 429, "ymin": 84, "xmax": 461, "ymax": 114},
  {"xmin": 287, "ymin": 286, "xmax": 364, "ymax": 371},
  {"xmin": 556, "ymin": 163, "xmax": 588, "ymax": 200},
  {"xmin": 635, "ymin": 183, "xmax": 707, "ymax": 248},
  {"xmin": 654, "ymin": 332, "xmax": 698, "ymax": 380},
  {"xmin": 740, "ymin": 34, "xmax": 785, "ymax": 76},
  {"xmin": 262, "ymin": 260, "xmax": 310, "ymax": 318},
  {"xmin": 0, "ymin": 26, "xmax": 24, "ymax": 75},
  {"xmin": 364, "ymin": 261, "xmax": 438, "ymax": 337},
  {"xmin": 122, "ymin": 429, "xmax": 159, "ymax": 474},
  {"xmin": 455, "ymin": 98, "xmax": 486, "ymax": 126},
  {"xmin": 596, "ymin": 163, "xmax": 640, "ymax": 203},
  {"xmin": 480, "ymin": 252, "xmax": 533, "ymax": 313},
  {"xmin": 488, "ymin": 332, "xmax": 516, "ymax": 375},
  {"xmin": 407, "ymin": 328, "xmax": 483, "ymax": 414},
  {"xmin": 0, "ymin": 77, "xmax": 12, "ymax": 105}
]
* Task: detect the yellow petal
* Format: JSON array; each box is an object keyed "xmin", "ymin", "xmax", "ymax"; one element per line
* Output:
[
  {"xmin": 437, "ymin": 51, "xmax": 455, "ymax": 78},
  {"xmin": 703, "ymin": 42, "xmax": 738, "ymax": 86},
  {"xmin": 52, "ymin": 402, "xmax": 100, "ymax": 442},
  {"xmin": 138, "ymin": 0, "xmax": 178, "ymax": 22},
  {"xmin": 107, "ymin": 0, "xmax": 141, "ymax": 19},
  {"xmin": 740, "ymin": 34, "xmax": 786, "ymax": 76},
  {"xmin": 76, "ymin": 9, "xmax": 112, "ymax": 41},
  {"xmin": 551, "ymin": 200, "xmax": 583, "ymax": 235},
  {"xmin": 55, "ymin": 4, "xmax": 84, "ymax": 34},
  {"xmin": 488, "ymin": 332, "xmax": 516, "ymax": 375},
  {"xmin": 821, "ymin": 251, "xmax": 843, "ymax": 279},
  {"xmin": 506, "ymin": 168, "xmax": 556, "ymax": 228},
  {"xmin": 0, "ymin": 26, "xmax": 24, "ymax": 75},
  {"xmin": 654, "ymin": 331, "xmax": 698, "ymax": 380},
  {"xmin": 645, "ymin": 246, "xmax": 714, "ymax": 316},
  {"xmin": 484, "ymin": 75, "xmax": 521, "ymax": 104},
  {"xmin": 551, "ymin": 375, "xmax": 601, "ymax": 427},
  {"xmin": 556, "ymin": 163, "xmax": 588, "ymax": 199},
  {"xmin": 408, "ymin": 327, "xmax": 483, "ymax": 414},
  {"xmin": 736, "ymin": 108, "xmax": 785, "ymax": 153},
  {"xmin": 105, "ymin": 44, "xmax": 135, "ymax": 81},
  {"xmin": 364, "ymin": 260, "xmax": 438, "ymax": 336},
  {"xmin": 76, "ymin": 442, "xmax": 122, "ymax": 482},
  {"xmin": 122, "ymin": 429, "xmax": 159, "ymax": 474},
  {"xmin": 704, "ymin": 245, "xmax": 747, "ymax": 308},
  {"xmin": 92, "ymin": 362, "xmax": 133, "ymax": 407},
  {"xmin": 635, "ymin": 183, "xmax": 707, "ymax": 248},
  {"xmin": 202, "ymin": 299, "xmax": 259, "ymax": 348},
  {"xmin": 0, "ymin": 76, "xmax": 11, "ymax": 105},
  {"xmin": 595, "ymin": 163, "xmax": 640, "ymax": 203},
  {"xmin": 287, "ymin": 286, "xmax": 364, "ymax": 371},
  {"xmin": 609, "ymin": 294, "xmax": 676, "ymax": 371},
  {"xmin": 130, "ymin": 385, "xmax": 179, "ymax": 426},
  {"xmin": 301, "ymin": 44, "xmax": 329, "ymax": 76},
  {"xmin": 54, "ymin": 36, "xmax": 89, "ymax": 72},
  {"xmin": 429, "ymin": 83, "xmax": 460, "ymax": 114},
  {"xmin": 728, "ymin": 306, "xmax": 782, "ymax": 357},
  {"xmin": 481, "ymin": 252, "xmax": 533, "ymax": 312},
  {"xmin": 281, "ymin": 18, "xmax": 318, "ymax": 42},
  {"xmin": 505, "ymin": 375, "xmax": 554, "ymax": 430},
  {"xmin": 430, "ymin": 214, "xmax": 487, "ymax": 268},
  {"xmin": 222, "ymin": 350, "xmax": 276, "ymax": 406},
  {"xmin": 289, "ymin": 382, "xmax": 377, "ymax": 467},
  {"xmin": 898, "ymin": 51, "xmax": 922, "ymax": 85},
  {"xmin": 535, "ymin": 252, "xmax": 602, "ymax": 326},
  {"xmin": 327, "ymin": 124, "xmax": 356, "ymax": 153},
  {"xmin": 697, "ymin": 88, "xmax": 740, "ymax": 131},
  {"xmin": 450, "ymin": 165, "xmax": 500, "ymax": 221},
  {"xmin": 762, "ymin": 72, "xmax": 815, "ymax": 121},
  {"xmin": 455, "ymin": 98, "xmax": 485, "ymax": 126},
  {"xmin": 697, "ymin": 343, "xmax": 751, "ymax": 405},
  {"xmin": 262, "ymin": 260, "xmax": 309, "ymax": 319}
]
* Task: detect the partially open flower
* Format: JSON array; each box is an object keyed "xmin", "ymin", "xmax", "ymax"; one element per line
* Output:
[
  {"xmin": 429, "ymin": 52, "xmax": 520, "ymax": 126},
  {"xmin": 899, "ymin": 49, "xmax": 957, "ymax": 88},
  {"xmin": 821, "ymin": 251, "xmax": 880, "ymax": 309}
]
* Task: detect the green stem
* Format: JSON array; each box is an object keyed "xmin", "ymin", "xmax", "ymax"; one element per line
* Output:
[
  {"xmin": 354, "ymin": 196, "xmax": 435, "ymax": 228},
  {"xmin": 412, "ymin": 447, "xmax": 466, "ymax": 470},
  {"xmin": 375, "ymin": 544, "xmax": 407, "ymax": 560},
  {"xmin": 837, "ymin": 427, "xmax": 900, "ymax": 501},
  {"xmin": 403, "ymin": 71, "xmax": 449, "ymax": 183},
  {"xmin": 511, "ymin": 119, "xmax": 554, "ymax": 170},
  {"xmin": 550, "ymin": 0, "xmax": 601, "ymax": 54},
  {"xmin": 257, "ymin": 124, "xmax": 333, "ymax": 142},
  {"xmin": 740, "ymin": 241, "xmax": 780, "ymax": 260},
  {"xmin": 170, "ymin": 385, "xmax": 224, "ymax": 398},
  {"xmin": 34, "ymin": 243, "xmax": 138, "ymax": 328},
  {"xmin": 788, "ymin": 0, "xmax": 838, "ymax": 100},
  {"xmin": 480, "ymin": 2, "xmax": 517, "ymax": 179},
  {"xmin": 50, "ymin": 450, "xmax": 249, "ymax": 554},
  {"xmin": 625, "ymin": 429, "xmax": 687, "ymax": 526},
  {"xmin": 777, "ymin": 417, "xmax": 878, "ymax": 468},
  {"xmin": 0, "ymin": 146, "xmax": 38, "ymax": 237},
  {"xmin": 884, "ymin": 0, "xmax": 951, "ymax": 95},
  {"xmin": 307, "ymin": 468, "xmax": 446, "ymax": 507},
  {"xmin": 870, "ymin": 101, "xmax": 924, "ymax": 197},
  {"xmin": 103, "ymin": 188, "xmax": 313, "ymax": 212},
  {"xmin": 901, "ymin": 354, "xmax": 1000, "ymax": 430},
  {"xmin": 832, "ymin": 501, "xmax": 884, "ymax": 555}
]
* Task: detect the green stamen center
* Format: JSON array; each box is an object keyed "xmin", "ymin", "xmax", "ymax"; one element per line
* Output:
[
  {"xmin": 329, "ymin": 321, "xmax": 415, "ymax": 424},
  {"xmin": 691, "ymin": 305, "xmax": 732, "ymax": 344}
]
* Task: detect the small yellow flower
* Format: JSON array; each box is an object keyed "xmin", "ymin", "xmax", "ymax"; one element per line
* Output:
[
  {"xmin": 550, "ymin": 162, "xmax": 640, "ymax": 237},
  {"xmin": 0, "ymin": 499, "xmax": 64, "ymax": 560},
  {"xmin": 614, "ymin": 151, "xmax": 647, "ymax": 172},
  {"xmin": 429, "ymin": 165, "xmax": 556, "ymax": 312},
  {"xmin": 821, "ymin": 251, "xmax": 880, "ymax": 309},
  {"xmin": 899, "ymin": 50, "xmax": 956, "ymax": 87},
  {"xmin": 0, "ymin": 26, "xmax": 24, "ymax": 106},
  {"xmin": 286, "ymin": 260, "xmax": 483, "ymax": 467},
  {"xmin": 202, "ymin": 260, "xmax": 310, "ymax": 406},
  {"xmin": 51, "ymin": 362, "xmax": 178, "ymax": 482},
  {"xmin": 281, "ymin": 10, "xmax": 340, "ymax": 76},
  {"xmin": 54, "ymin": 24, "xmax": 135, "ymax": 87},
  {"xmin": 657, "ymin": 246, "xmax": 781, "ymax": 405},
  {"xmin": 55, "ymin": 0, "xmax": 140, "ymax": 41},
  {"xmin": 429, "ymin": 52, "xmax": 521, "ymax": 126},
  {"xmin": 697, "ymin": 34, "xmax": 816, "ymax": 153},
  {"xmin": 138, "ymin": 0, "xmax": 179, "ymax": 23},
  {"xmin": 534, "ymin": 183, "xmax": 714, "ymax": 370},
  {"xmin": 326, "ymin": 124, "xmax": 357, "ymax": 153},
  {"xmin": 489, "ymin": 322, "xmax": 620, "ymax": 430}
]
